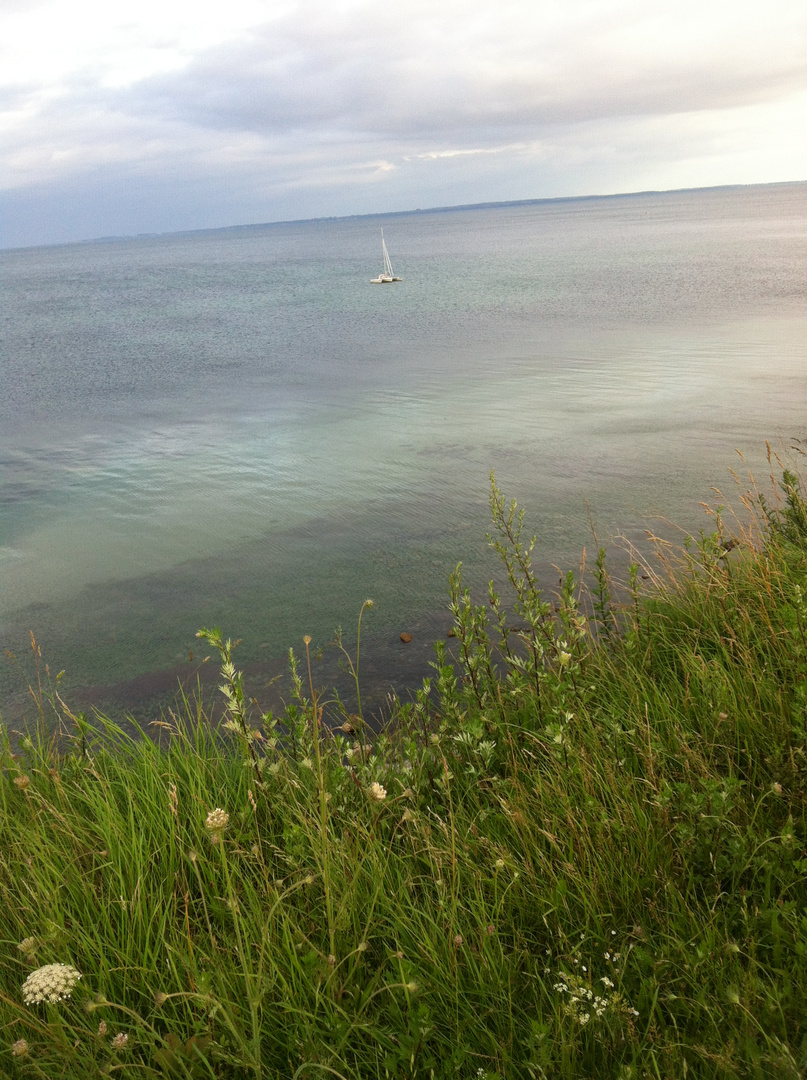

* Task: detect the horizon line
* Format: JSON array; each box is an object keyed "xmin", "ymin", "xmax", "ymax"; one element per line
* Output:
[{"xmin": 4, "ymin": 178, "xmax": 804, "ymax": 252}]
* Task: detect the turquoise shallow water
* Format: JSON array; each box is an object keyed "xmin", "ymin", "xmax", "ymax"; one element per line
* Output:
[{"xmin": 1, "ymin": 183, "xmax": 806, "ymax": 722}]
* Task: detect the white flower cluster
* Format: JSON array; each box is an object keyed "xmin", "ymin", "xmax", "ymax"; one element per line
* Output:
[
  {"xmin": 367, "ymin": 781, "xmax": 387, "ymax": 802},
  {"xmin": 22, "ymin": 963, "xmax": 82, "ymax": 1005},
  {"xmin": 552, "ymin": 970, "xmax": 638, "ymax": 1027},
  {"xmin": 205, "ymin": 808, "xmax": 229, "ymax": 832}
]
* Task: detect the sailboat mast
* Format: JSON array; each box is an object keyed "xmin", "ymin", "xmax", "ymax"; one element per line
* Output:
[{"xmin": 381, "ymin": 228, "xmax": 393, "ymax": 278}]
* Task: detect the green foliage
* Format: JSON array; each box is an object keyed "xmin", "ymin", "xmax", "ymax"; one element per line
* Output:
[{"xmin": 1, "ymin": 460, "xmax": 806, "ymax": 1078}]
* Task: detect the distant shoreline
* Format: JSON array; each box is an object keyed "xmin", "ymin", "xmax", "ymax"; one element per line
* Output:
[{"xmin": 3, "ymin": 178, "xmax": 803, "ymax": 253}]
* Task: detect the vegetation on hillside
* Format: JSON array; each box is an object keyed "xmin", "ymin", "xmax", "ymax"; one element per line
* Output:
[{"xmin": 1, "ymin": 447, "xmax": 805, "ymax": 1079}]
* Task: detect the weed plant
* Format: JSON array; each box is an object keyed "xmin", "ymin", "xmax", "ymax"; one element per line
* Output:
[{"xmin": 1, "ymin": 449, "xmax": 806, "ymax": 1078}]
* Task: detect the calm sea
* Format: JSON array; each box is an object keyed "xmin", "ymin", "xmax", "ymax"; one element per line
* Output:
[{"xmin": 2, "ymin": 183, "xmax": 806, "ymax": 726}]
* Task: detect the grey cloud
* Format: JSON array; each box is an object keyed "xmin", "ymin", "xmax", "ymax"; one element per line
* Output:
[
  {"xmin": 107, "ymin": 2, "xmax": 805, "ymax": 143},
  {"xmin": 2, "ymin": 0, "xmax": 805, "ymax": 246}
]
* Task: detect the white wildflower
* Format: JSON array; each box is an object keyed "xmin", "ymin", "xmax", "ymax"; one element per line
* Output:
[
  {"xmin": 601, "ymin": 976, "xmax": 615, "ymax": 988},
  {"xmin": 22, "ymin": 963, "xmax": 82, "ymax": 1005},
  {"xmin": 111, "ymin": 1032, "xmax": 129, "ymax": 1050},
  {"xmin": 205, "ymin": 808, "xmax": 229, "ymax": 833},
  {"xmin": 367, "ymin": 782, "xmax": 387, "ymax": 802}
]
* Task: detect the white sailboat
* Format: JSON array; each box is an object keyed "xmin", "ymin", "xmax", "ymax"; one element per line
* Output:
[{"xmin": 370, "ymin": 228, "xmax": 402, "ymax": 283}]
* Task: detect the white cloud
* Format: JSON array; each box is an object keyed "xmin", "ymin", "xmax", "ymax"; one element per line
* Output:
[{"xmin": 1, "ymin": 0, "xmax": 805, "ymax": 246}]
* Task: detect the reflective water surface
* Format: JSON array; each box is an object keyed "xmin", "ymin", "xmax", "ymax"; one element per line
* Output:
[{"xmin": 2, "ymin": 183, "xmax": 805, "ymax": 723}]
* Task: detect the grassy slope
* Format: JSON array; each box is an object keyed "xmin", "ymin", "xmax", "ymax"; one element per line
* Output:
[{"xmin": 1, "ymin": 459, "xmax": 805, "ymax": 1079}]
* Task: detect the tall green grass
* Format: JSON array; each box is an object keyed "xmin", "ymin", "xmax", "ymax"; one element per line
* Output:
[{"xmin": 1, "ymin": 450, "xmax": 805, "ymax": 1078}]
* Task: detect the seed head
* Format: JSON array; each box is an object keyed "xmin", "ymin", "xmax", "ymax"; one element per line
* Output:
[
  {"xmin": 11, "ymin": 1039, "xmax": 29, "ymax": 1057},
  {"xmin": 453, "ymin": 934, "xmax": 463, "ymax": 947},
  {"xmin": 98, "ymin": 1020, "xmax": 108, "ymax": 1036},
  {"xmin": 14, "ymin": 775, "xmax": 31, "ymax": 790},
  {"xmin": 18, "ymin": 937, "xmax": 37, "ymax": 956},
  {"xmin": 22, "ymin": 963, "xmax": 82, "ymax": 1005},
  {"xmin": 367, "ymin": 781, "xmax": 387, "ymax": 802},
  {"xmin": 111, "ymin": 1032, "xmax": 129, "ymax": 1050},
  {"xmin": 154, "ymin": 991, "xmax": 168, "ymax": 1007}
]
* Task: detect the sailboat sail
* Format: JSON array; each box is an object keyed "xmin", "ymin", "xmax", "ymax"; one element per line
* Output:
[{"xmin": 371, "ymin": 229, "xmax": 402, "ymax": 283}]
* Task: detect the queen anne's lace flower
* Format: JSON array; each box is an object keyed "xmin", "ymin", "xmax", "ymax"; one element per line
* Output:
[
  {"xmin": 22, "ymin": 963, "xmax": 82, "ymax": 1005},
  {"xmin": 205, "ymin": 808, "xmax": 229, "ymax": 833}
]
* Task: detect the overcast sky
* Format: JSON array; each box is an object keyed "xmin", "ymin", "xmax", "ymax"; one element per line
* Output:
[{"xmin": 2, "ymin": 0, "xmax": 805, "ymax": 248}]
